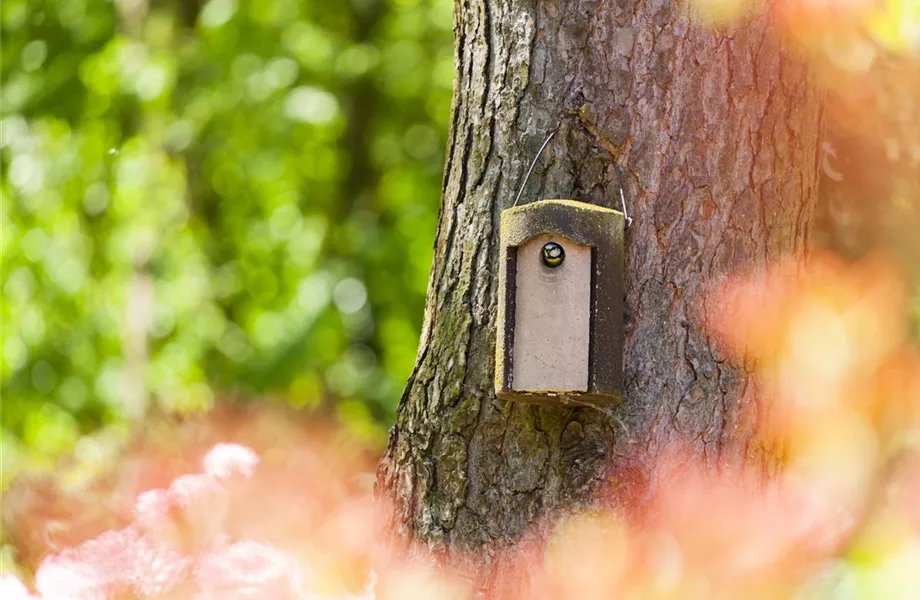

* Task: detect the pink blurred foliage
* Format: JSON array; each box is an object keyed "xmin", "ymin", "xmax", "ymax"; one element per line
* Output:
[
  {"xmin": 4, "ymin": 406, "xmax": 386, "ymax": 599},
  {"xmin": 4, "ymin": 252, "xmax": 920, "ymax": 599},
  {"xmin": 202, "ymin": 444, "xmax": 259, "ymax": 480},
  {"xmin": 775, "ymin": 0, "xmax": 920, "ymax": 162},
  {"xmin": 12, "ymin": 443, "xmax": 293, "ymax": 600},
  {"xmin": 709, "ymin": 252, "xmax": 920, "ymax": 451}
]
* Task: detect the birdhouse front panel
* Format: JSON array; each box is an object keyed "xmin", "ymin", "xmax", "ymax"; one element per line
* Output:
[
  {"xmin": 512, "ymin": 233, "xmax": 591, "ymax": 392},
  {"xmin": 495, "ymin": 199, "xmax": 625, "ymax": 406}
]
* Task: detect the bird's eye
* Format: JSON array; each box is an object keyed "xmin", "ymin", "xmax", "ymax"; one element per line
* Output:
[{"xmin": 541, "ymin": 242, "xmax": 565, "ymax": 268}]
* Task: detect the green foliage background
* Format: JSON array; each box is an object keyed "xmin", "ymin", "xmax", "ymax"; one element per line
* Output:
[{"xmin": 1, "ymin": 0, "xmax": 453, "ymax": 485}]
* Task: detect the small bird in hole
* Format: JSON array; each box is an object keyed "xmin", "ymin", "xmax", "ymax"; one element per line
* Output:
[{"xmin": 541, "ymin": 242, "xmax": 565, "ymax": 268}]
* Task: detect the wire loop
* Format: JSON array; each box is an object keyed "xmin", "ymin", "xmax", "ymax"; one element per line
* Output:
[
  {"xmin": 510, "ymin": 125, "xmax": 632, "ymax": 229},
  {"xmin": 512, "ymin": 128, "xmax": 558, "ymax": 207}
]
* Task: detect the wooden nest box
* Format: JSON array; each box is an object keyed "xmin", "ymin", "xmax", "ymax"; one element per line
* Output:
[{"xmin": 495, "ymin": 200, "xmax": 625, "ymax": 406}]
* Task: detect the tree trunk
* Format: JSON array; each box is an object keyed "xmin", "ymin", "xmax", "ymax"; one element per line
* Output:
[{"xmin": 378, "ymin": 0, "xmax": 822, "ymax": 592}]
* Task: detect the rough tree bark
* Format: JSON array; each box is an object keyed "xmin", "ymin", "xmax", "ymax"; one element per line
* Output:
[{"xmin": 378, "ymin": 0, "xmax": 821, "ymax": 592}]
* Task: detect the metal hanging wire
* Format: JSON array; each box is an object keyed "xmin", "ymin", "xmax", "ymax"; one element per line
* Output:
[
  {"xmin": 510, "ymin": 126, "xmax": 632, "ymax": 228},
  {"xmin": 512, "ymin": 128, "xmax": 558, "ymax": 207},
  {"xmin": 612, "ymin": 162, "xmax": 633, "ymax": 228}
]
